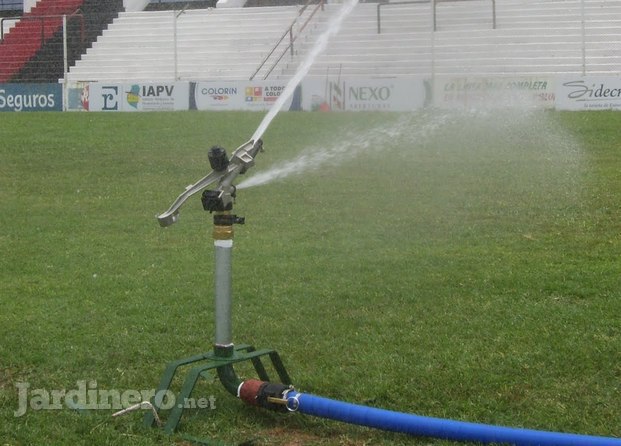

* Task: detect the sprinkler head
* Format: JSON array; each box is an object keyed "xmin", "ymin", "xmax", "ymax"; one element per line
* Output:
[{"xmin": 156, "ymin": 138, "xmax": 263, "ymax": 226}]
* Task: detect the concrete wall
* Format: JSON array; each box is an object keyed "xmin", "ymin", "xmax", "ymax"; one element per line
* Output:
[
  {"xmin": 216, "ymin": 0, "xmax": 247, "ymax": 8},
  {"xmin": 123, "ymin": 0, "xmax": 150, "ymax": 11}
]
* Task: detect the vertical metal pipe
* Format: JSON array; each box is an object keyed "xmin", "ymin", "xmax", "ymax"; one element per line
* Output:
[
  {"xmin": 289, "ymin": 27, "xmax": 294, "ymax": 57},
  {"xmin": 62, "ymin": 14, "xmax": 68, "ymax": 111},
  {"xmin": 173, "ymin": 10, "xmax": 178, "ymax": 81},
  {"xmin": 580, "ymin": 0, "xmax": 586, "ymax": 75},
  {"xmin": 62, "ymin": 15, "xmax": 68, "ymax": 72},
  {"xmin": 214, "ymin": 239, "xmax": 233, "ymax": 351},
  {"xmin": 430, "ymin": 1, "xmax": 436, "ymax": 93}
]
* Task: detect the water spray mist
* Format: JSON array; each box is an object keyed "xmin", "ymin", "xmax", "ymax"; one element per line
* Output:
[{"xmin": 251, "ymin": 0, "xmax": 359, "ymax": 143}]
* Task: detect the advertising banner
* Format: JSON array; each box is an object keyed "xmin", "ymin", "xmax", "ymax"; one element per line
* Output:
[
  {"xmin": 555, "ymin": 76, "xmax": 621, "ymax": 111},
  {"xmin": 87, "ymin": 82, "xmax": 189, "ymax": 112},
  {"xmin": 191, "ymin": 80, "xmax": 300, "ymax": 111},
  {"xmin": 0, "ymin": 83, "xmax": 62, "ymax": 112},
  {"xmin": 432, "ymin": 76, "xmax": 555, "ymax": 109},
  {"xmin": 302, "ymin": 77, "xmax": 426, "ymax": 112}
]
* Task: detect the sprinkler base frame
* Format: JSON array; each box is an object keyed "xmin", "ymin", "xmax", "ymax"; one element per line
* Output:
[{"xmin": 143, "ymin": 344, "xmax": 291, "ymax": 433}]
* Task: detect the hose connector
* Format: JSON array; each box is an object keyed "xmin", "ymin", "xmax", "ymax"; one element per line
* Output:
[{"xmin": 238, "ymin": 379, "xmax": 293, "ymax": 413}]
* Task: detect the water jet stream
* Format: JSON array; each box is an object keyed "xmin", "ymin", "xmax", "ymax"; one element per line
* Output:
[
  {"xmin": 250, "ymin": 0, "xmax": 359, "ymax": 144},
  {"xmin": 237, "ymin": 113, "xmax": 443, "ymax": 189}
]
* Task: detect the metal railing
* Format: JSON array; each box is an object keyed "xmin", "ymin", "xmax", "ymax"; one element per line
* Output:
[
  {"xmin": 249, "ymin": 0, "xmax": 325, "ymax": 81},
  {"xmin": 376, "ymin": 0, "xmax": 496, "ymax": 33}
]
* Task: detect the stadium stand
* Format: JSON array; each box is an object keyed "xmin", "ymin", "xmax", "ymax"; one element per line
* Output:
[
  {"xmin": 289, "ymin": 0, "xmax": 621, "ymax": 77},
  {"xmin": 0, "ymin": 0, "xmax": 84, "ymax": 82},
  {"xmin": 4, "ymin": 0, "xmax": 621, "ymax": 83},
  {"xmin": 63, "ymin": 0, "xmax": 621, "ymax": 84},
  {"xmin": 0, "ymin": 0, "xmax": 123, "ymax": 82},
  {"xmin": 65, "ymin": 5, "xmax": 323, "ymax": 82}
]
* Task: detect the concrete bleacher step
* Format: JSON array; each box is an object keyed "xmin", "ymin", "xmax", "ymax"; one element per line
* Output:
[
  {"xmin": 67, "ymin": 4, "xmax": 321, "ymax": 83},
  {"xmin": 285, "ymin": 0, "xmax": 621, "ymax": 79},
  {"xmin": 66, "ymin": 0, "xmax": 621, "ymax": 83}
]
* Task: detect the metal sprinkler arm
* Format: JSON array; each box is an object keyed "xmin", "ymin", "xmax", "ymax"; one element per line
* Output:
[
  {"xmin": 156, "ymin": 139, "xmax": 263, "ymax": 227},
  {"xmin": 156, "ymin": 169, "xmax": 224, "ymax": 227}
]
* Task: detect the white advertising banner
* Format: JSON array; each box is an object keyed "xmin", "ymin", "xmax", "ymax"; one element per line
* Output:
[
  {"xmin": 192, "ymin": 80, "xmax": 299, "ymax": 111},
  {"xmin": 555, "ymin": 76, "xmax": 621, "ymax": 111},
  {"xmin": 432, "ymin": 76, "xmax": 555, "ymax": 109},
  {"xmin": 302, "ymin": 77, "xmax": 426, "ymax": 112},
  {"xmin": 87, "ymin": 82, "xmax": 190, "ymax": 112}
]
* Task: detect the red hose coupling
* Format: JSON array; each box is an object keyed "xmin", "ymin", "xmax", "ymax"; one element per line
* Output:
[{"xmin": 238, "ymin": 379, "xmax": 292, "ymax": 412}]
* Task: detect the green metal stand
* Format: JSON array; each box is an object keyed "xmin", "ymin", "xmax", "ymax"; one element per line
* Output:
[{"xmin": 144, "ymin": 344, "xmax": 291, "ymax": 433}]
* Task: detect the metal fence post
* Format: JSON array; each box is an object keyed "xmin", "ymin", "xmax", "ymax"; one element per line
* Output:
[
  {"xmin": 63, "ymin": 14, "xmax": 68, "ymax": 111},
  {"xmin": 580, "ymin": 0, "xmax": 586, "ymax": 75},
  {"xmin": 173, "ymin": 10, "xmax": 178, "ymax": 81}
]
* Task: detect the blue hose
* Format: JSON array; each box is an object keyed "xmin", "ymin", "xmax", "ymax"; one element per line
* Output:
[{"xmin": 285, "ymin": 391, "xmax": 621, "ymax": 446}]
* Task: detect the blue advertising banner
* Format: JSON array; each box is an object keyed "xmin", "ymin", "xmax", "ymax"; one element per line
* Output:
[{"xmin": 0, "ymin": 83, "xmax": 62, "ymax": 112}]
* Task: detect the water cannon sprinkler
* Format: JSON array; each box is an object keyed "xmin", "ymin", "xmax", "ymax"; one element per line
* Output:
[
  {"xmin": 156, "ymin": 138, "xmax": 263, "ymax": 227},
  {"xmin": 145, "ymin": 137, "xmax": 291, "ymax": 435}
]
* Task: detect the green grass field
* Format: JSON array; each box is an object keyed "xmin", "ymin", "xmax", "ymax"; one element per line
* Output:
[{"xmin": 0, "ymin": 109, "xmax": 620, "ymax": 445}]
